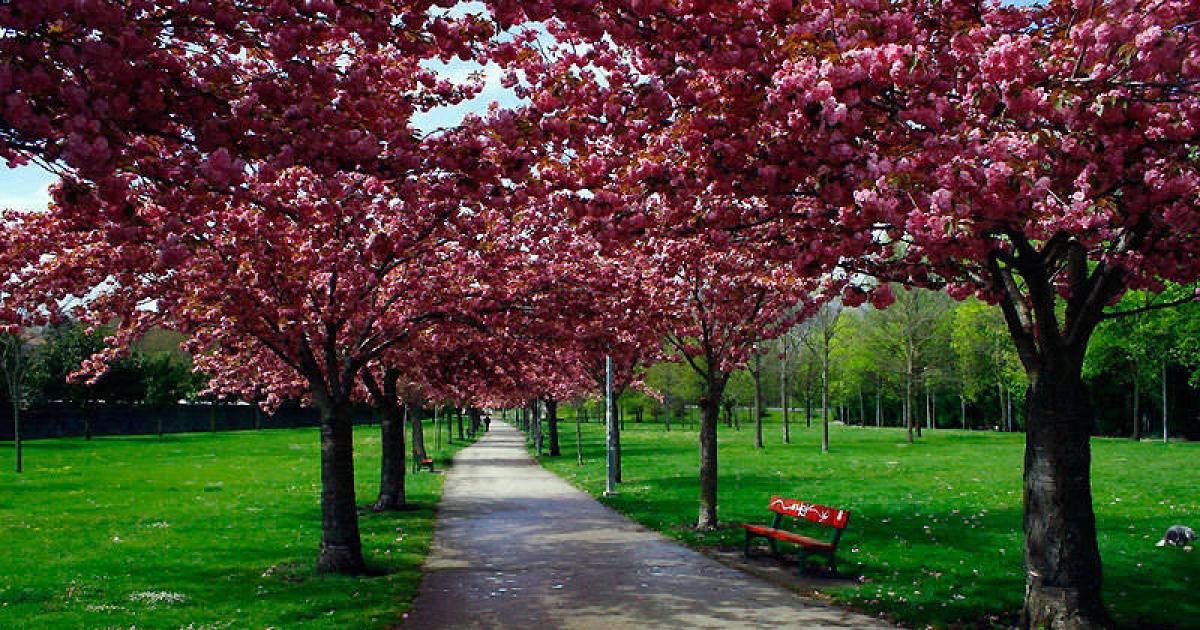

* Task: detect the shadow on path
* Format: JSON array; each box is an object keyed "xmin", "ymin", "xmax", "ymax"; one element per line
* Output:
[{"xmin": 402, "ymin": 422, "xmax": 895, "ymax": 629}]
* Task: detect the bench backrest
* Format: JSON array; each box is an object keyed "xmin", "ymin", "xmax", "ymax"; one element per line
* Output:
[{"xmin": 768, "ymin": 496, "xmax": 850, "ymax": 529}]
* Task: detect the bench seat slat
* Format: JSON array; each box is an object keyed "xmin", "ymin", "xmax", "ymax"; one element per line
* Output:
[{"xmin": 739, "ymin": 524, "xmax": 835, "ymax": 551}]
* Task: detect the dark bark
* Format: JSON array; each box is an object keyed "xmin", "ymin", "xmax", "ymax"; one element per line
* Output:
[
  {"xmin": 805, "ymin": 381, "xmax": 812, "ymax": 427},
  {"xmin": 546, "ymin": 398, "xmax": 561, "ymax": 456},
  {"xmin": 12, "ymin": 398, "xmax": 21, "ymax": 473},
  {"xmin": 575, "ymin": 404, "xmax": 583, "ymax": 465},
  {"xmin": 411, "ymin": 408, "xmax": 428, "ymax": 461},
  {"xmin": 363, "ymin": 368, "xmax": 407, "ymax": 512},
  {"xmin": 697, "ymin": 375, "xmax": 727, "ymax": 530},
  {"xmin": 315, "ymin": 399, "xmax": 367, "ymax": 574},
  {"xmin": 821, "ymin": 342, "xmax": 831, "ymax": 452},
  {"xmin": 987, "ymin": 234, "xmax": 1119, "ymax": 629},
  {"xmin": 372, "ymin": 400, "xmax": 407, "ymax": 511},
  {"xmin": 456, "ymin": 407, "xmax": 464, "ymax": 440},
  {"xmin": 612, "ymin": 392, "xmax": 622, "ymax": 483},
  {"xmin": 752, "ymin": 350, "xmax": 763, "ymax": 449},
  {"xmin": 781, "ymin": 349, "xmax": 791, "ymax": 444},
  {"xmin": 468, "ymin": 407, "xmax": 482, "ymax": 437},
  {"xmin": 1020, "ymin": 362, "xmax": 1105, "ymax": 629}
]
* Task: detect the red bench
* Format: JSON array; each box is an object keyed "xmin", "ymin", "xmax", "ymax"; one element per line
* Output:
[
  {"xmin": 738, "ymin": 496, "xmax": 851, "ymax": 573},
  {"xmin": 412, "ymin": 448, "xmax": 435, "ymax": 473}
]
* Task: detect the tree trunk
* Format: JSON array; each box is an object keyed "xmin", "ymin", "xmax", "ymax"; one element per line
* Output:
[
  {"xmin": 434, "ymin": 407, "xmax": 442, "ymax": 451},
  {"xmin": 822, "ymin": 345, "xmax": 831, "ymax": 452},
  {"xmin": 753, "ymin": 350, "xmax": 763, "ymax": 449},
  {"xmin": 1019, "ymin": 362, "xmax": 1105, "ymax": 629},
  {"xmin": 876, "ymin": 376, "xmax": 883, "ymax": 427},
  {"xmin": 12, "ymin": 398, "xmax": 21, "ymax": 474},
  {"xmin": 805, "ymin": 378, "xmax": 813, "ymax": 427},
  {"xmin": 1006, "ymin": 386, "xmax": 1014, "ymax": 432},
  {"xmin": 457, "ymin": 407, "xmax": 464, "ymax": 440},
  {"xmin": 1161, "ymin": 362, "xmax": 1168, "ymax": 444},
  {"xmin": 546, "ymin": 398, "xmax": 561, "ymax": 456},
  {"xmin": 575, "ymin": 405, "xmax": 583, "ymax": 465},
  {"xmin": 468, "ymin": 407, "xmax": 481, "ymax": 437},
  {"xmin": 315, "ymin": 399, "xmax": 366, "ymax": 574},
  {"xmin": 1131, "ymin": 373, "xmax": 1141, "ymax": 440},
  {"xmin": 905, "ymin": 368, "xmax": 914, "ymax": 443},
  {"xmin": 998, "ymin": 378, "xmax": 1007, "ymax": 431},
  {"xmin": 533, "ymin": 400, "xmax": 543, "ymax": 456},
  {"xmin": 697, "ymin": 376, "xmax": 726, "ymax": 530},
  {"xmin": 365, "ymin": 367, "xmax": 408, "ymax": 512},
  {"xmin": 961, "ymin": 392, "xmax": 967, "ymax": 429},
  {"xmin": 412, "ymin": 408, "xmax": 428, "ymax": 461},
  {"xmin": 611, "ymin": 390, "xmax": 622, "ymax": 483},
  {"xmin": 781, "ymin": 348, "xmax": 791, "ymax": 444},
  {"xmin": 373, "ymin": 399, "xmax": 407, "ymax": 511}
]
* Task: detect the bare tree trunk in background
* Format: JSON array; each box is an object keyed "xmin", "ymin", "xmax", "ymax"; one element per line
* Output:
[
  {"xmin": 805, "ymin": 374, "xmax": 813, "ymax": 428},
  {"xmin": 876, "ymin": 375, "xmax": 883, "ymax": 427},
  {"xmin": 1161, "ymin": 362, "xmax": 1168, "ymax": 444},
  {"xmin": 821, "ymin": 341, "xmax": 830, "ymax": 453},
  {"xmin": 780, "ymin": 340, "xmax": 790, "ymax": 443},
  {"xmin": 997, "ymin": 379, "xmax": 1007, "ymax": 431},
  {"xmin": 11, "ymin": 397, "xmax": 20, "ymax": 473},
  {"xmin": 1131, "ymin": 371, "xmax": 1141, "ymax": 440},
  {"xmin": 753, "ymin": 348, "xmax": 763, "ymax": 449},
  {"xmin": 1007, "ymin": 387, "xmax": 1014, "ymax": 432},
  {"xmin": 905, "ymin": 353, "xmax": 914, "ymax": 443},
  {"xmin": 575, "ymin": 404, "xmax": 583, "ymax": 465}
]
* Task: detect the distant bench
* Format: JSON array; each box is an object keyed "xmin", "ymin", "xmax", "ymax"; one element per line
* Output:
[
  {"xmin": 412, "ymin": 448, "xmax": 435, "ymax": 473},
  {"xmin": 738, "ymin": 496, "xmax": 851, "ymax": 573}
]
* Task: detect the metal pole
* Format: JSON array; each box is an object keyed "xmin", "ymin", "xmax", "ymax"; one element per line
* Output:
[{"xmin": 605, "ymin": 355, "xmax": 617, "ymax": 496}]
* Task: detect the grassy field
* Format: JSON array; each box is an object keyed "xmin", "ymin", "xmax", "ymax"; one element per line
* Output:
[
  {"xmin": 0, "ymin": 422, "xmax": 470, "ymax": 629},
  {"xmin": 536, "ymin": 411, "xmax": 1199, "ymax": 629}
]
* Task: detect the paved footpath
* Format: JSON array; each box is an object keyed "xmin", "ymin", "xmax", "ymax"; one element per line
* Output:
[{"xmin": 403, "ymin": 421, "xmax": 893, "ymax": 629}]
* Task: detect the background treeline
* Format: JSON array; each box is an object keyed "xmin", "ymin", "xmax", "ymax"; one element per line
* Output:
[
  {"xmin": 612, "ymin": 286, "xmax": 1200, "ymax": 440},
  {"xmin": 8, "ymin": 286, "xmax": 1200, "ymax": 442},
  {"xmin": 1, "ymin": 322, "xmax": 203, "ymax": 412}
]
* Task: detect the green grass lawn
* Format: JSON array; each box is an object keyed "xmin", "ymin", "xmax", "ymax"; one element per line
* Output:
[
  {"xmin": 0, "ymin": 422, "xmax": 470, "ymax": 629},
  {"xmin": 536, "ymin": 411, "xmax": 1198, "ymax": 629}
]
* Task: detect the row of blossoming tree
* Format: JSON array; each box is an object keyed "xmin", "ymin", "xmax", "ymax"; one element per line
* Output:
[{"xmin": 3, "ymin": 1, "xmax": 1198, "ymax": 628}]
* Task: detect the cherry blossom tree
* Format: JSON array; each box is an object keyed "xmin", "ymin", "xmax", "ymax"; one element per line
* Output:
[
  {"xmin": 1, "ymin": 1, "xmax": 491, "ymax": 209},
  {"xmin": 503, "ymin": 0, "xmax": 1200, "ymax": 625},
  {"xmin": 648, "ymin": 232, "xmax": 829, "ymax": 528}
]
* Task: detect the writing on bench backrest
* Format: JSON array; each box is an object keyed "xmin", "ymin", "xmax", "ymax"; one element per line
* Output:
[{"xmin": 768, "ymin": 496, "xmax": 849, "ymax": 529}]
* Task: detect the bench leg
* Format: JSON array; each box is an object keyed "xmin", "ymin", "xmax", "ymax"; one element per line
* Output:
[{"xmin": 743, "ymin": 531, "xmax": 753, "ymax": 557}]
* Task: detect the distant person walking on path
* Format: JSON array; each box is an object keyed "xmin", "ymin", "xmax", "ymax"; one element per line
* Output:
[{"xmin": 483, "ymin": 415, "xmax": 491, "ymax": 432}]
